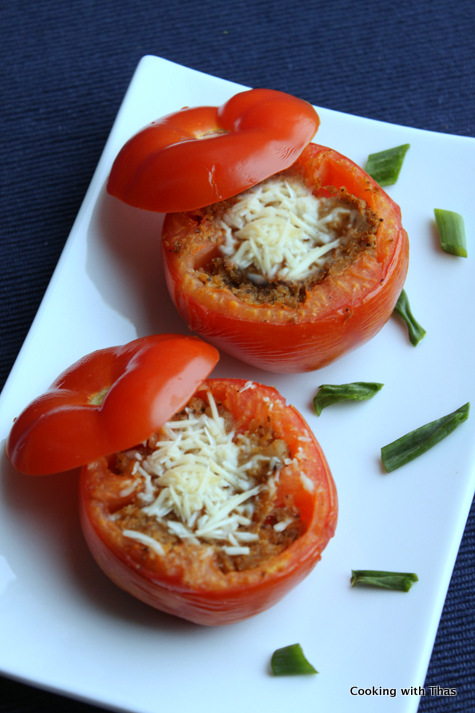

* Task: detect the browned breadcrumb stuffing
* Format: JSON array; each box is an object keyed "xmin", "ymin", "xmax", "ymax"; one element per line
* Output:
[
  {"xmin": 107, "ymin": 396, "xmax": 304, "ymax": 573},
  {"xmin": 181, "ymin": 174, "xmax": 380, "ymax": 309}
]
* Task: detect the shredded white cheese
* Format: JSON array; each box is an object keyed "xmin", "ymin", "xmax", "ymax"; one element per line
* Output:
[
  {"xmin": 122, "ymin": 530, "xmax": 165, "ymax": 556},
  {"xmin": 238, "ymin": 380, "xmax": 256, "ymax": 392},
  {"xmin": 219, "ymin": 176, "xmax": 362, "ymax": 281},
  {"xmin": 300, "ymin": 473, "xmax": 315, "ymax": 493},
  {"xmin": 122, "ymin": 392, "xmax": 283, "ymax": 556},
  {"xmin": 273, "ymin": 517, "xmax": 294, "ymax": 533}
]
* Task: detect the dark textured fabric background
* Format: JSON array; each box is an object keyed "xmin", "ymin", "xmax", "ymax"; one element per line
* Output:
[{"xmin": 1, "ymin": 1, "xmax": 473, "ymax": 711}]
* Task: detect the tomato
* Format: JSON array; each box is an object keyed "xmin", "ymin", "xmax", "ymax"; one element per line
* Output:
[
  {"xmin": 79, "ymin": 378, "xmax": 337, "ymax": 626},
  {"xmin": 6, "ymin": 334, "xmax": 219, "ymax": 476},
  {"xmin": 7, "ymin": 336, "xmax": 337, "ymax": 625},
  {"xmin": 161, "ymin": 142, "xmax": 409, "ymax": 373},
  {"xmin": 106, "ymin": 88, "xmax": 319, "ymax": 213}
]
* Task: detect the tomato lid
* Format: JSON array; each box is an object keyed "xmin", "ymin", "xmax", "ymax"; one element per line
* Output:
[
  {"xmin": 107, "ymin": 88, "xmax": 320, "ymax": 213},
  {"xmin": 6, "ymin": 334, "xmax": 219, "ymax": 476}
]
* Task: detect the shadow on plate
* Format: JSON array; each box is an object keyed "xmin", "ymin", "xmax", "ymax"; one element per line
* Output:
[
  {"xmin": 85, "ymin": 184, "xmax": 191, "ymax": 339},
  {"xmin": 0, "ymin": 446, "xmax": 203, "ymax": 635}
]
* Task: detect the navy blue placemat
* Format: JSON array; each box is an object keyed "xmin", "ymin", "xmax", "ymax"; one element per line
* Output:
[{"xmin": 1, "ymin": 1, "xmax": 473, "ymax": 711}]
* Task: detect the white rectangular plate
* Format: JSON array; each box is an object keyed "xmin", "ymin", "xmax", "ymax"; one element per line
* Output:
[{"xmin": 1, "ymin": 55, "xmax": 474, "ymax": 713}]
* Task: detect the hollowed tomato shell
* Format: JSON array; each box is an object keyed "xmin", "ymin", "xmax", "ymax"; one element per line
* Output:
[
  {"xmin": 161, "ymin": 143, "xmax": 409, "ymax": 373},
  {"xmin": 79, "ymin": 378, "xmax": 337, "ymax": 626}
]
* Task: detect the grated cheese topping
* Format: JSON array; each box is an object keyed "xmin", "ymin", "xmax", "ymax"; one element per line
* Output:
[
  {"xmin": 219, "ymin": 176, "xmax": 364, "ymax": 282},
  {"xmin": 121, "ymin": 392, "xmax": 285, "ymax": 556}
]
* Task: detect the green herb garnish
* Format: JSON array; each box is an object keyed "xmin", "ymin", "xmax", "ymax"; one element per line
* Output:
[
  {"xmin": 270, "ymin": 644, "xmax": 318, "ymax": 676},
  {"xmin": 351, "ymin": 570, "xmax": 418, "ymax": 592},
  {"xmin": 434, "ymin": 208, "xmax": 467, "ymax": 257},
  {"xmin": 313, "ymin": 382, "xmax": 383, "ymax": 416},
  {"xmin": 365, "ymin": 144, "xmax": 410, "ymax": 186},
  {"xmin": 381, "ymin": 402, "xmax": 470, "ymax": 473},
  {"xmin": 393, "ymin": 289, "xmax": 426, "ymax": 346}
]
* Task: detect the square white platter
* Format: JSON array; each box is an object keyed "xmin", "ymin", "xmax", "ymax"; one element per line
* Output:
[{"xmin": 0, "ymin": 55, "xmax": 474, "ymax": 713}]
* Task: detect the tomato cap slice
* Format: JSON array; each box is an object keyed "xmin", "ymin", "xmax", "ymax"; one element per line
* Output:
[
  {"xmin": 106, "ymin": 88, "xmax": 320, "ymax": 213},
  {"xmin": 6, "ymin": 334, "xmax": 219, "ymax": 476}
]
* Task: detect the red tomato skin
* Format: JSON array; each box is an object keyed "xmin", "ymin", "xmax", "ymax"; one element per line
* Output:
[
  {"xmin": 161, "ymin": 143, "xmax": 409, "ymax": 373},
  {"xmin": 106, "ymin": 89, "xmax": 319, "ymax": 213},
  {"xmin": 6, "ymin": 335, "xmax": 219, "ymax": 476},
  {"xmin": 80, "ymin": 378, "xmax": 337, "ymax": 626}
]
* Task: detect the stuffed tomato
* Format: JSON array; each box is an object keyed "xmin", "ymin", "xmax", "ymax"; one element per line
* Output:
[
  {"xmin": 80, "ymin": 377, "xmax": 337, "ymax": 626},
  {"xmin": 162, "ymin": 142, "xmax": 409, "ymax": 373},
  {"xmin": 7, "ymin": 334, "xmax": 337, "ymax": 626}
]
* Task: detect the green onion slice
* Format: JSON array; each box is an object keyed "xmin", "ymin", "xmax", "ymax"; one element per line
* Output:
[
  {"xmin": 365, "ymin": 144, "xmax": 410, "ymax": 186},
  {"xmin": 393, "ymin": 290, "xmax": 426, "ymax": 346},
  {"xmin": 381, "ymin": 402, "xmax": 470, "ymax": 473},
  {"xmin": 313, "ymin": 382, "xmax": 383, "ymax": 416},
  {"xmin": 351, "ymin": 570, "xmax": 418, "ymax": 592},
  {"xmin": 270, "ymin": 644, "xmax": 318, "ymax": 676},
  {"xmin": 434, "ymin": 208, "xmax": 467, "ymax": 257}
]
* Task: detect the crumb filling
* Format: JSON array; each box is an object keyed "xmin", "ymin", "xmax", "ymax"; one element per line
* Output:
[
  {"xmin": 195, "ymin": 174, "xmax": 379, "ymax": 307},
  {"xmin": 108, "ymin": 389, "xmax": 303, "ymax": 573}
]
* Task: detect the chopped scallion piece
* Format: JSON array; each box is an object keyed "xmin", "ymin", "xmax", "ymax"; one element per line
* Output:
[
  {"xmin": 434, "ymin": 208, "xmax": 467, "ymax": 257},
  {"xmin": 381, "ymin": 402, "xmax": 470, "ymax": 473},
  {"xmin": 313, "ymin": 382, "xmax": 383, "ymax": 416},
  {"xmin": 393, "ymin": 290, "xmax": 426, "ymax": 346},
  {"xmin": 270, "ymin": 644, "xmax": 318, "ymax": 676},
  {"xmin": 351, "ymin": 570, "xmax": 418, "ymax": 592},
  {"xmin": 365, "ymin": 144, "xmax": 410, "ymax": 186}
]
